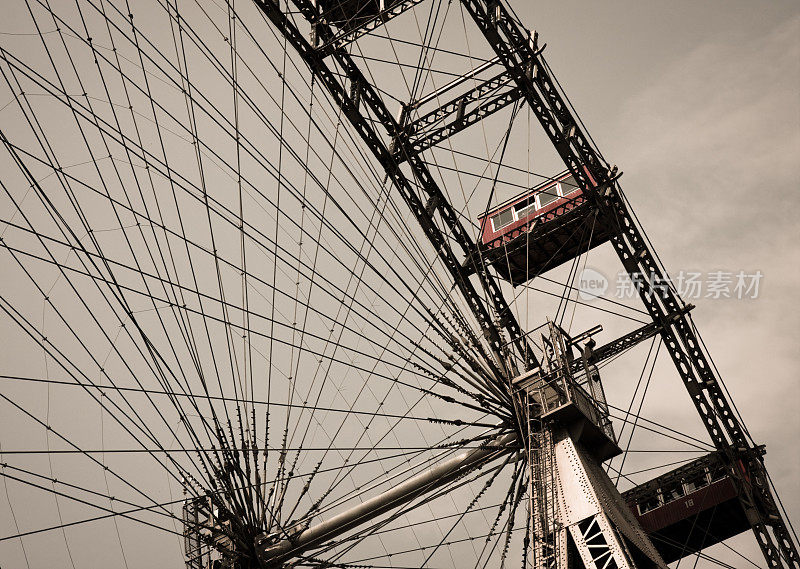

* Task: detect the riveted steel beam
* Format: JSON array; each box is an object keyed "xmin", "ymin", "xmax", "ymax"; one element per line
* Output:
[
  {"xmin": 316, "ymin": 0, "xmax": 429, "ymax": 56},
  {"xmin": 459, "ymin": 1, "xmax": 798, "ymax": 565},
  {"xmin": 255, "ymin": 0, "xmax": 539, "ymax": 378},
  {"xmin": 398, "ymin": 68, "xmax": 523, "ymax": 159}
]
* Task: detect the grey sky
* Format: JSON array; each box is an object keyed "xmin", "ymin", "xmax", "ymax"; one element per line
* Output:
[{"xmin": 1, "ymin": 1, "xmax": 798, "ymax": 568}]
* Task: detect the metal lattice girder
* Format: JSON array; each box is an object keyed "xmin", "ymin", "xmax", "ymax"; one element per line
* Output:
[
  {"xmin": 574, "ymin": 308, "xmax": 693, "ymax": 375},
  {"xmin": 459, "ymin": 1, "xmax": 799, "ymax": 566},
  {"xmin": 315, "ymin": 0, "xmax": 429, "ymax": 55},
  {"xmin": 527, "ymin": 427, "xmax": 667, "ymax": 569},
  {"xmin": 526, "ymin": 426, "xmax": 563, "ymax": 569},
  {"xmin": 553, "ymin": 430, "xmax": 667, "ymax": 569},
  {"xmin": 583, "ymin": 322, "xmax": 662, "ymax": 370},
  {"xmin": 458, "ymin": 0, "xmax": 736, "ymax": 452},
  {"xmin": 255, "ymin": 0, "xmax": 538, "ymax": 376},
  {"xmin": 458, "ymin": 0, "xmax": 741, "ymax": 452},
  {"xmin": 399, "ymin": 68, "xmax": 523, "ymax": 159},
  {"xmin": 601, "ymin": 187, "xmax": 799, "ymax": 568},
  {"xmin": 458, "ymin": 1, "xmax": 608, "ymax": 197}
]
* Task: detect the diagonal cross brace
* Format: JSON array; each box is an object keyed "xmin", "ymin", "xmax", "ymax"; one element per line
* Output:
[
  {"xmin": 255, "ymin": 0, "xmax": 538, "ymax": 378},
  {"xmin": 459, "ymin": 1, "xmax": 799, "ymax": 565}
]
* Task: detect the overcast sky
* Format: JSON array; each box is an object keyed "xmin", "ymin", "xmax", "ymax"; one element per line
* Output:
[{"xmin": 1, "ymin": 1, "xmax": 798, "ymax": 568}]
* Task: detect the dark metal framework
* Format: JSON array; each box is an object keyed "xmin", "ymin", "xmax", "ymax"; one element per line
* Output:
[
  {"xmin": 255, "ymin": 0, "xmax": 539, "ymax": 382},
  {"xmin": 399, "ymin": 67, "xmax": 522, "ymax": 158},
  {"xmin": 458, "ymin": 3, "xmax": 797, "ymax": 566},
  {"xmin": 254, "ymin": 0, "xmax": 797, "ymax": 566},
  {"xmin": 315, "ymin": 0, "xmax": 428, "ymax": 55}
]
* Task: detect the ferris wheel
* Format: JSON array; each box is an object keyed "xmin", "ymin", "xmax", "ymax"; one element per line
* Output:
[{"xmin": 0, "ymin": 1, "xmax": 796, "ymax": 568}]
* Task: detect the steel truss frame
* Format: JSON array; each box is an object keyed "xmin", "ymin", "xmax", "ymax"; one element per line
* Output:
[
  {"xmin": 519, "ymin": 322, "xmax": 665, "ymax": 569},
  {"xmin": 458, "ymin": 1, "xmax": 798, "ymax": 566},
  {"xmin": 399, "ymin": 67, "xmax": 522, "ymax": 159},
  {"xmin": 315, "ymin": 0, "xmax": 429, "ymax": 55},
  {"xmin": 255, "ymin": 0, "xmax": 538, "ymax": 381},
  {"xmin": 252, "ymin": 0, "xmax": 797, "ymax": 567}
]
